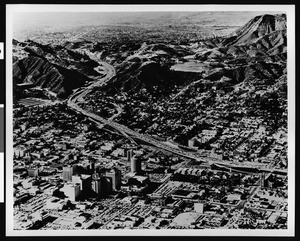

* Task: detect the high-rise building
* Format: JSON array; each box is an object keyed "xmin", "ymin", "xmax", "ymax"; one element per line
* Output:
[
  {"xmin": 131, "ymin": 157, "xmax": 141, "ymax": 174},
  {"xmin": 62, "ymin": 166, "xmax": 73, "ymax": 182},
  {"xmin": 61, "ymin": 183, "xmax": 81, "ymax": 201},
  {"xmin": 105, "ymin": 168, "xmax": 121, "ymax": 191},
  {"xmin": 101, "ymin": 176, "xmax": 112, "ymax": 194},
  {"xmin": 72, "ymin": 174, "xmax": 91, "ymax": 192},
  {"xmin": 127, "ymin": 149, "xmax": 133, "ymax": 162},
  {"xmin": 91, "ymin": 172, "xmax": 101, "ymax": 194},
  {"xmin": 81, "ymin": 174, "xmax": 92, "ymax": 191}
]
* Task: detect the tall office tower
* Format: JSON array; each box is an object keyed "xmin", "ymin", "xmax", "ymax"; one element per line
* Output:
[
  {"xmin": 62, "ymin": 165, "xmax": 73, "ymax": 182},
  {"xmin": 72, "ymin": 174, "xmax": 91, "ymax": 192},
  {"xmin": 127, "ymin": 149, "xmax": 133, "ymax": 162},
  {"xmin": 91, "ymin": 171, "xmax": 102, "ymax": 194},
  {"xmin": 131, "ymin": 157, "xmax": 141, "ymax": 174},
  {"xmin": 61, "ymin": 183, "xmax": 81, "ymax": 202},
  {"xmin": 105, "ymin": 168, "xmax": 121, "ymax": 191},
  {"xmin": 101, "ymin": 176, "xmax": 112, "ymax": 194}
]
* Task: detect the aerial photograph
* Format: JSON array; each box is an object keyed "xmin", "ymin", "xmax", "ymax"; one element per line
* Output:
[{"xmin": 10, "ymin": 9, "xmax": 290, "ymax": 232}]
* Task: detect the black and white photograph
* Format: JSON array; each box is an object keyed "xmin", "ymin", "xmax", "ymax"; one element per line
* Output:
[{"xmin": 5, "ymin": 4, "xmax": 295, "ymax": 236}]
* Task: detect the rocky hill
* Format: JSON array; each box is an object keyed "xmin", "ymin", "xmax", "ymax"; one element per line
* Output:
[
  {"xmin": 13, "ymin": 13, "xmax": 287, "ymax": 141},
  {"xmin": 13, "ymin": 56, "xmax": 89, "ymax": 98},
  {"xmin": 222, "ymin": 14, "xmax": 286, "ymax": 46},
  {"xmin": 99, "ymin": 14, "xmax": 286, "ymax": 97},
  {"xmin": 82, "ymin": 13, "xmax": 287, "ymax": 144},
  {"xmin": 12, "ymin": 39, "xmax": 104, "ymax": 99}
]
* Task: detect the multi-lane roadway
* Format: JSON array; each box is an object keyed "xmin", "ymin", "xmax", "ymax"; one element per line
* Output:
[{"xmin": 67, "ymin": 60, "xmax": 287, "ymax": 176}]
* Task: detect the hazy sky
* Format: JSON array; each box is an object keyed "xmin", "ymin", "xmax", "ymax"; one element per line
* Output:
[
  {"xmin": 12, "ymin": 11, "xmax": 285, "ymax": 42},
  {"xmin": 13, "ymin": 11, "xmax": 283, "ymax": 30}
]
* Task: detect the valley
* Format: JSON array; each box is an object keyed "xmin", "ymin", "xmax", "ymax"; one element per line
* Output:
[{"xmin": 12, "ymin": 12, "xmax": 289, "ymax": 230}]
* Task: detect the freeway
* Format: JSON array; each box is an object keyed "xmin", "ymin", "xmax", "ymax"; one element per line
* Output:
[
  {"xmin": 67, "ymin": 61, "xmax": 205, "ymax": 160},
  {"xmin": 67, "ymin": 60, "xmax": 287, "ymax": 175}
]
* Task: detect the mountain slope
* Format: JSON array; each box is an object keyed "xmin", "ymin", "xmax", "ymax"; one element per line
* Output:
[
  {"xmin": 222, "ymin": 14, "xmax": 286, "ymax": 46},
  {"xmin": 13, "ymin": 56, "xmax": 89, "ymax": 97}
]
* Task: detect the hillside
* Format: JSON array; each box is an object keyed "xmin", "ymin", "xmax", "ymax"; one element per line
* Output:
[
  {"xmin": 13, "ymin": 56, "xmax": 89, "ymax": 98},
  {"xmin": 81, "ymin": 13, "xmax": 287, "ymax": 145},
  {"xmin": 222, "ymin": 14, "xmax": 286, "ymax": 46},
  {"xmin": 12, "ymin": 39, "xmax": 104, "ymax": 99},
  {"xmin": 13, "ymin": 13, "xmax": 287, "ymax": 146}
]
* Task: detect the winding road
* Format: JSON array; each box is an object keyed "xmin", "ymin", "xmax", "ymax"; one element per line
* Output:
[
  {"xmin": 67, "ymin": 60, "xmax": 287, "ymax": 175},
  {"xmin": 67, "ymin": 61, "xmax": 204, "ymax": 160}
]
